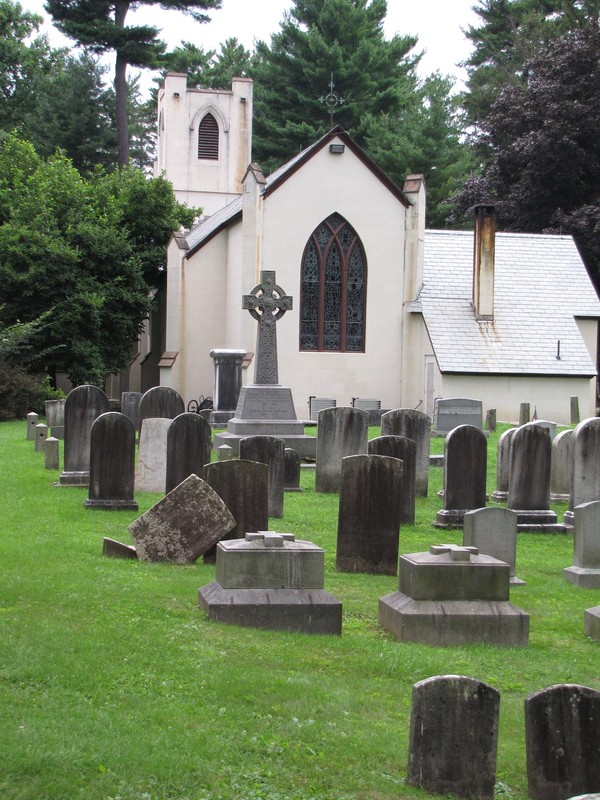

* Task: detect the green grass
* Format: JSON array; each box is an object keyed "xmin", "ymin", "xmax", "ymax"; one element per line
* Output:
[{"xmin": 0, "ymin": 420, "xmax": 598, "ymax": 800}]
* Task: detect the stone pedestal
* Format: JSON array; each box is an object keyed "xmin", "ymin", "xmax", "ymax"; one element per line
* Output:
[
  {"xmin": 199, "ymin": 532, "xmax": 342, "ymax": 634},
  {"xmin": 584, "ymin": 605, "xmax": 600, "ymax": 642}
]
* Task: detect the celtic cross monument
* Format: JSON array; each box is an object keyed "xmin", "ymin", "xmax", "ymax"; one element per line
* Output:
[{"xmin": 242, "ymin": 270, "xmax": 292, "ymax": 385}]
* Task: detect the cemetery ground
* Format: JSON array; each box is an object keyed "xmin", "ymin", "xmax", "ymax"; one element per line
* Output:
[{"xmin": 1, "ymin": 420, "xmax": 598, "ymax": 800}]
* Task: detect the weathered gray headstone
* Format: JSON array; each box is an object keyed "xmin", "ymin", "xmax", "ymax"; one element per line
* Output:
[
  {"xmin": 563, "ymin": 500, "xmax": 600, "ymax": 588},
  {"xmin": 120, "ymin": 391, "xmax": 143, "ymax": 433},
  {"xmin": 202, "ymin": 459, "xmax": 269, "ymax": 563},
  {"xmin": 85, "ymin": 412, "xmax": 137, "ymax": 510},
  {"xmin": 210, "ymin": 348, "xmax": 245, "ymax": 415},
  {"xmin": 380, "ymin": 408, "xmax": 431, "ymax": 496},
  {"xmin": 433, "ymin": 397, "xmax": 483, "ymax": 434},
  {"xmin": 486, "ymin": 408, "xmax": 497, "ymax": 431},
  {"xmin": 435, "ymin": 424, "xmax": 487, "ymax": 528},
  {"xmin": 407, "ymin": 675, "xmax": 500, "ymax": 800},
  {"xmin": 135, "ymin": 417, "xmax": 171, "ymax": 493},
  {"xmin": 217, "ymin": 444, "xmax": 233, "ymax": 461},
  {"xmin": 102, "ymin": 537, "xmax": 138, "ymax": 559},
  {"xmin": 284, "ymin": 448, "xmax": 302, "ymax": 492},
  {"xmin": 45, "ymin": 399, "xmax": 65, "ymax": 439},
  {"xmin": 336, "ymin": 454, "xmax": 403, "ymax": 575},
  {"xmin": 508, "ymin": 422, "xmax": 557, "ymax": 528},
  {"xmin": 571, "ymin": 396, "xmax": 581, "ymax": 425},
  {"xmin": 165, "ymin": 412, "xmax": 212, "ymax": 493},
  {"xmin": 129, "ymin": 473, "xmax": 235, "ymax": 563},
  {"xmin": 45, "ymin": 436, "xmax": 59, "ymax": 471},
  {"xmin": 519, "ymin": 402, "xmax": 531, "ymax": 425},
  {"xmin": 525, "ymin": 684, "xmax": 600, "ymax": 800},
  {"xmin": 491, "ymin": 427, "xmax": 517, "ymax": 502},
  {"xmin": 463, "ymin": 506, "xmax": 523, "ymax": 584},
  {"xmin": 34, "ymin": 423, "xmax": 48, "ymax": 452},
  {"xmin": 60, "ymin": 385, "xmax": 110, "ymax": 486},
  {"xmin": 26, "ymin": 411, "xmax": 38, "ymax": 441},
  {"xmin": 239, "ymin": 435, "xmax": 285, "ymax": 518},
  {"xmin": 139, "ymin": 386, "xmax": 184, "ymax": 425},
  {"xmin": 368, "ymin": 434, "xmax": 415, "ymax": 524},
  {"xmin": 565, "ymin": 417, "xmax": 600, "ymax": 526},
  {"xmin": 315, "ymin": 406, "xmax": 368, "ymax": 493},
  {"xmin": 551, "ymin": 429, "xmax": 574, "ymax": 502}
]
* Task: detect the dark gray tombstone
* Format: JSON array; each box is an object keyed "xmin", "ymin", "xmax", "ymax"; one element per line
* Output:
[
  {"xmin": 315, "ymin": 406, "xmax": 368, "ymax": 493},
  {"xmin": 525, "ymin": 684, "xmax": 600, "ymax": 800},
  {"xmin": 380, "ymin": 408, "xmax": 431, "ymax": 497},
  {"xmin": 45, "ymin": 399, "xmax": 65, "ymax": 439},
  {"xmin": 202, "ymin": 459, "xmax": 269, "ymax": 563},
  {"xmin": 565, "ymin": 417, "xmax": 600, "ymax": 526},
  {"xmin": 463, "ymin": 506, "xmax": 522, "ymax": 584},
  {"xmin": 60, "ymin": 385, "xmax": 110, "ymax": 486},
  {"xmin": 239, "ymin": 435, "xmax": 285, "ymax": 518},
  {"xmin": 519, "ymin": 401, "xmax": 531, "ymax": 425},
  {"xmin": 139, "ymin": 386, "xmax": 184, "ymax": 425},
  {"xmin": 336, "ymin": 454, "xmax": 403, "ymax": 575},
  {"xmin": 486, "ymin": 408, "xmax": 497, "ymax": 431},
  {"xmin": 85, "ymin": 412, "xmax": 137, "ymax": 510},
  {"xmin": 433, "ymin": 397, "xmax": 483, "ymax": 434},
  {"xmin": 551, "ymin": 428, "xmax": 574, "ymax": 502},
  {"xmin": 165, "ymin": 412, "xmax": 212, "ymax": 493},
  {"xmin": 210, "ymin": 349, "xmax": 245, "ymax": 411},
  {"xmin": 435, "ymin": 425, "xmax": 487, "ymax": 528},
  {"xmin": 121, "ymin": 391, "xmax": 143, "ymax": 433},
  {"xmin": 407, "ymin": 675, "xmax": 500, "ymax": 800},
  {"xmin": 368, "ymin": 434, "xmax": 415, "ymax": 524},
  {"xmin": 284, "ymin": 448, "xmax": 302, "ymax": 492},
  {"xmin": 508, "ymin": 422, "xmax": 556, "ymax": 527},
  {"xmin": 491, "ymin": 427, "xmax": 517, "ymax": 502},
  {"xmin": 571, "ymin": 396, "xmax": 581, "ymax": 425}
]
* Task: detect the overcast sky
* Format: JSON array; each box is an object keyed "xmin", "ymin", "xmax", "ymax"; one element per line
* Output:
[{"xmin": 23, "ymin": 0, "xmax": 480, "ymax": 91}]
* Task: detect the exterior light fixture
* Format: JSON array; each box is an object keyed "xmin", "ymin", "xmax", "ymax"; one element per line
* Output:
[{"xmin": 329, "ymin": 143, "xmax": 345, "ymax": 154}]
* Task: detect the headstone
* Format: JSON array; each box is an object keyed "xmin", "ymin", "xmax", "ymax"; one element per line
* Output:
[
  {"xmin": 435, "ymin": 425, "xmax": 487, "ymax": 528},
  {"xmin": 202, "ymin": 459, "xmax": 269, "ymax": 563},
  {"xmin": 210, "ymin": 348, "xmax": 245, "ymax": 424},
  {"xmin": 129, "ymin": 473, "xmax": 235, "ymax": 563},
  {"xmin": 26, "ymin": 411, "xmax": 38, "ymax": 441},
  {"xmin": 239, "ymin": 435, "xmax": 285, "ymax": 518},
  {"xmin": 315, "ymin": 406, "xmax": 368, "ymax": 493},
  {"xmin": 571, "ymin": 395, "xmax": 581, "ymax": 425},
  {"xmin": 433, "ymin": 397, "xmax": 483, "ymax": 434},
  {"xmin": 585, "ymin": 605, "xmax": 600, "ymax": 642},
  {"xmin": 380, "ymin": 408, "xmax": 431, "ymax": 496},
  {"xmin": 463, "ymin": 506, "xmax": 523, "ymax": 584},
  {"xmin": 519, "ymin": 402, "xmax": 531, "ymax": 425},
  {"xmin": 199, "ymin": 532, "xmax": 342, "ymax": 634},
  {"xmin": 34, "ymin": 423, "xmax": 48, "ymax": 452},
  {"xmin": 336, "ymin": 454, "xmax": 403, "ymax": 575},
  {"xmin": 165, "ymin": 412, "xmax": 212, "ymax": 493},
  {"xmin": 379, "ymin": 543, "xmax": 529, "ymax": 646},
  {"xmin": 45, "ymin": 399, "xmax": 65, "ymax": 439},
  {"xmin": 121, "ymin": 391, "xmax": 143, "ymax": 434},
  {"xmin": 563, "ymin": 500, "xmax": 600, "ymax": 587},
  {"xmin": 135, "ymin": 417, "xmax": 171, "ymax": 493},
  {"xmin": 525, "ymin": 684, "xmax": 600, "ymax": 800},
  {"xmin": 491, "ymin": 427, "xmax": 517, "ymax": 502},
  {"xmin": 139, "ymin": 386, "xmax": 184, "ymax": 425},
  {"xmin": 284, "ymin": 448, "xmax": 302, "ymax": 492},
  {"xmin": 60, "ymin": 385, "xmax": 110, "ymax": 486},
  {"xmin": 407, "ymin": 675, "xmax": 500, "ymax": 800},
  {"xmin": 102, "ymin": 537, "xmax": 138, "ymax": 559},
  {"xmin": 368, "ymin": 435, "xmax": 415, "ymax": 524},
  {"xmin": 565, "ymin": 417, "xmax": 600, "ymax": 526},
  {"xmin": 85, "ymin": 412, "xmax": 137, "ymax": 510},
  {"xmin": 486, "ymin": 408, "xmax": 497, "ymax": 431},
  {"xmin": 551, "ymin": 429, "xmax": 574, "ymax": 502},
  {"xmin": 508, "ymin": 422, "xmax": 558, "ymax": 529},
  {"xmin": 45, "ymin": 436, "xmax": 59, "ymax": 471},
  {"xmin": 534, "ymin": 419, "xmax": 558, "ymax": 440},
  {"xmin": 218, "ymin": 444, "xmax": 233, "ymax": 461}
]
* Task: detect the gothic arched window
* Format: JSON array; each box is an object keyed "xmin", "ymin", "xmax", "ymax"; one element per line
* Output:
[
  {"xmin": 197, "ymin": 113, "xmax": 219, "ymax": 159},
  {"xmin": 300, "ymin": 214, "xmax": 367, "ymax": 352}
]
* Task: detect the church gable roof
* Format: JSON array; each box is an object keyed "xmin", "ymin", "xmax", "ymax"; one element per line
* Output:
[{"xmin": 421, "ymin": 229, "xmax": 600, "ymax": 376}]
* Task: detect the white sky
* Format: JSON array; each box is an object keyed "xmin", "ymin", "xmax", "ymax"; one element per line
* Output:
[{"xmin": 22, "ymin": 0, "xmax": 479, "ymax": 91}]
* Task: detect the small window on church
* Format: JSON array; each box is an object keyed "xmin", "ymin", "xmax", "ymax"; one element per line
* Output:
[
  {"xmin": 198, "ymin": 113, "xmax": 219, "ymax": 159},
  {"xmin": 300, "ymin": 214, "xmax": 367, "ymax": 352}
]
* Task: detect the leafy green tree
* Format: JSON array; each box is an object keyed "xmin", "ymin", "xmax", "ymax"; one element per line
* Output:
[
  {"xmin": 45, "ymin": 0, "xmax": 222, "ymax": 167},
  {"xmin": 0, "ymin": 135, "xmax": 196, "ymax": 385},
  {"xmin": 158, "ymin": 36, "xmax": 251, "ymax": 89}
]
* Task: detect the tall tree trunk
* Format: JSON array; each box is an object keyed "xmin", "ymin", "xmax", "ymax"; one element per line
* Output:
[{"xmin": 114, "ymin": 0, "xmax": 130, "ymax": 168}]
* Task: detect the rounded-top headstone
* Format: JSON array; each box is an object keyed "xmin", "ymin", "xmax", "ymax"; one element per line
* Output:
[{"xmin": 139, "ymin": 386, "xmax": 185, "ymax": 424}]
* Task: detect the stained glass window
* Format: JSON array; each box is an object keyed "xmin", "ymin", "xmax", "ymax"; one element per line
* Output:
[{"xmin": 299, "ymin": 214, "xmax": 366, "ymax": 352}]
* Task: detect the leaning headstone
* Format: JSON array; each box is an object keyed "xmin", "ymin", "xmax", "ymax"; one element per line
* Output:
[
  {"xmin": 284, "ymin": 448, "xmax": 302, "ymax": 492},
  {"xmin": 381, "ymin": 408, "xmax": 431, "ymax": 496},
  {"xmin": 45, "ymin": 436, "xmax": 59, "ymax": 471},
  {"xmin": 508, "ymin": 422, "xmax": 557, "ymax": 529},
  {"xmin": 565, "ymin": 417, "xmax": 600, "ymax": 526},
  {"xmin": 26, "ymin": 412, "xmax": 38, "ymax": 441},
  {"xmin": 433, "ymin": 397, "xmax": 483, "ymax": 434},
  {"xmin": 463, "ymin": 506, "xmax": 523, "ymax": 584},
  {"xmin": 239, "ymin": 435, "xmax": 285, "ymax": 518},
  {"xmin": 407, "ymin": 675, "xmax": 500, "ymax": 800},
  {"xmin": 129, "ymin": 473, "xmax": 235, "ymax": 563},
  {"xmin": 551, "ymin": 429, "xmax": 574, "ymax": 502},
  {"xmin": 120, "ymin": 391, "xmax": 143, "ymax": 434},
  {"xmin": 102, "ymin": 537, "xmax": 138, "ymax": 559},
  {"xmin": 336, "ymin": 454, "xmax": 403, "ymax": 575},
  {"xmin": 202, "ymin": 459, "xmax": 269, "ymax": 563},
  {"xmin": 199, "ymin": 531, "xmax": 342, "ymax": 634},
  {"xmin": 45, "ymin": 399, "xmax": 65, "ymax": 439},
  {"xmin": 379, "ymin": 543, "xmax": 529, "ymax": 646},
  {"xmin": 315, "ymin": 406, "xmax": 368, "ymax": 493},
  {"xmin": 165, "ymin": 412, "xmax": 212, "ymax": 493},
  {"xmin": 59, "ymin": 385, "xmax": 110, "ymax": 486},
  {"xmin": 34, "ymin": 423, "xmax": 48, "ymax": 452},
  {"xmin": 435, "ymin": 425, "xmax": 487, "ymax": 528},
  {"xmin": 563, "ymin": 500, "xmax": 600, "ymax": 588},
  {"xmin": 491, "ymin": 427, "xmax": 517, "ymax": 502},
  {"xmin": 519, "ymin": 402, "xmax": 531, "ymax": 425},
  {"xmin": 368, "ymin": 435, "xmax": 415, "ymax": 524},
  {"xmin": 135, "ymin": 417, "xmax": 171, "ymax": 493},
  {"xmin": 525, "ymin": 684, "xmax": 600, "ymax": 800},
  {"xmin": 585, "ymin": 606, "xmax": 600, "ymax": 642},
  {"xmin": 85, "ymin": 412, "xmax": 137, "ymax": 510},
  {"xmin": 571, "ymin": 395, "xmax": 581, "ymax": 425},
  {"xmin": 139, "ymin": 386, "xmax": 184, "ymax": 426},
  {"xmin": 486, "ymin": 408, "xmax": 497, "ymax": 432}
]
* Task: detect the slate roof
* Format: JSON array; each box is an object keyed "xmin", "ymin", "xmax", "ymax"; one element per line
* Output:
[{"xmin": 420, "ymin": 229, "xmax": 600, "ymax": 376}]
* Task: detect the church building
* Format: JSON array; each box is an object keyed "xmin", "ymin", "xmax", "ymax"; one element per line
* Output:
[{"xmin": 152, "ymin": 73, "xmax": 600, "ymax": 424}]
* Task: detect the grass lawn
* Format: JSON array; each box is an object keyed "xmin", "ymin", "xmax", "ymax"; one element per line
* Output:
[{"xmin": 0, "ymin": 419, "xmax": 598, "ymax": 800}]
